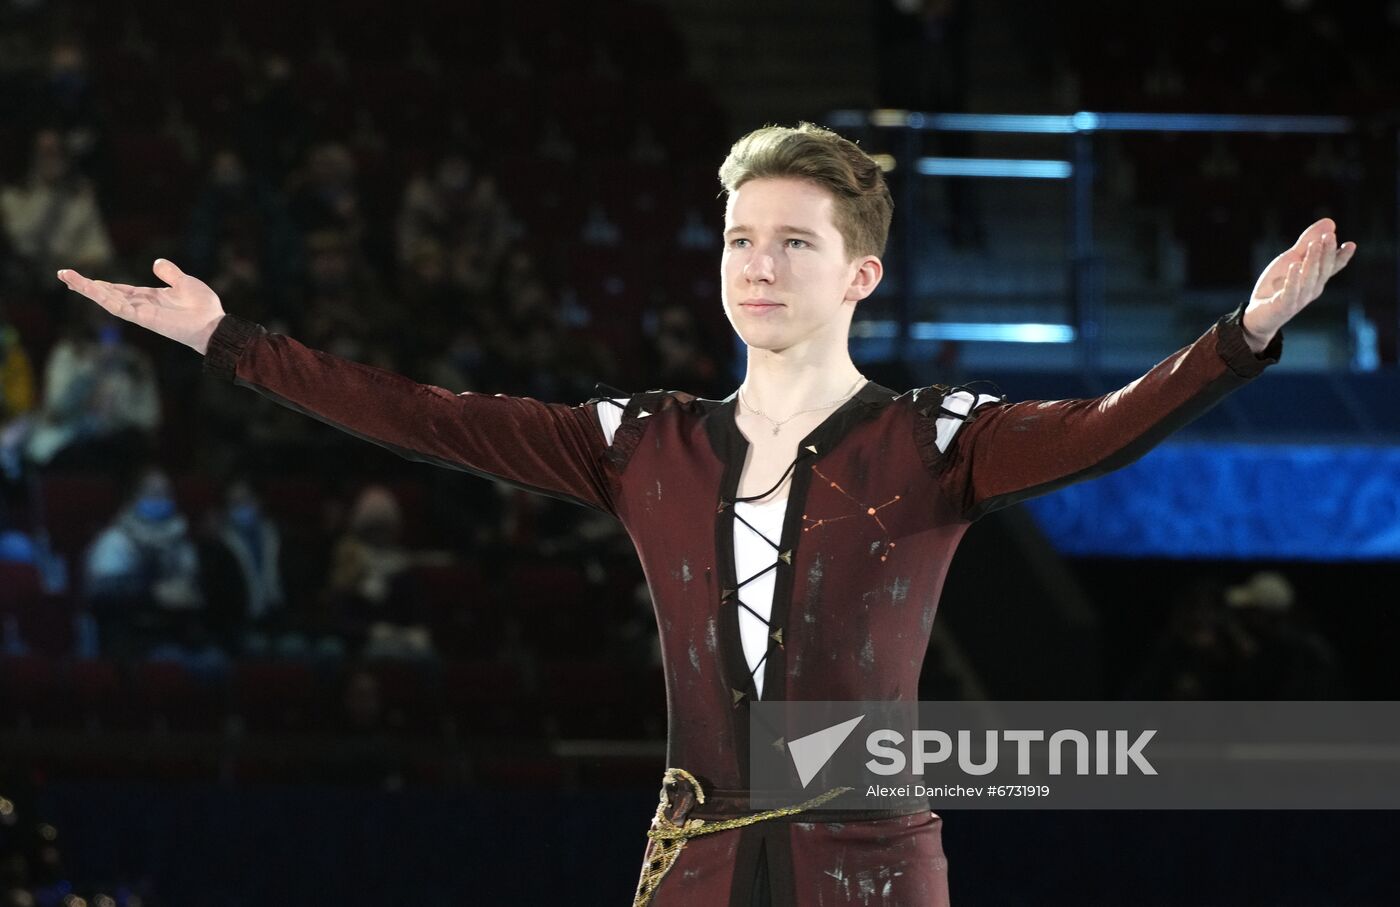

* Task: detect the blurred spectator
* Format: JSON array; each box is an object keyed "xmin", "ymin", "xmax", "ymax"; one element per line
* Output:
[
  {"xmin": 240, "ymin": 53, "xmax": 309, "ymax": 181},
  {"xmin": 323, "ymin": 485, "xmax": 433, "ymax": 660},
  {"xmin": 22, "ymin": 306, "xmax": 158, "ymax": 472},
  {"xmin": 652, "ymin": 303, "xmax": 722, "ymax": 396},
  {"xmin": 198, "ymin": 477, "xmax": 290, "ymax": 656},
  {"xmin": 1143, "ymin": 48, "xmax": 1186, "ymax": 101},
  {"xmin": 495, "ymin": 39, "xmax": 532, "ymax": 78},
  {"xmin": 580, "ymin": 202, "xmax": 620, "ymax": 247},
  {"xmin": 676, "ymin": 206, "xmax": 717, "ymax": 251},
  {"xmin": 628, "ymin": 124, "xmax": 667, "ymax": 166},
  {"xmin": 1223, "ymin": 571, "xmax": 1346, "ymax": 699},
  {"xmin": 396, "ymin": 152, "xmax": 473, "ymax": 261},
  {"xmin": 0, "ymin": 303, "xmax": 36, "ymax": 425},
  {"xmin": 536, "ymin": 118, "xmax": 576, "ymax": 163},
  {"xmin": 287, "ymin": 141, "xmax": 363, "ymax": 245},
  {"xmin": 1125, "ymin": 572, "xmax": 1345, "ymax": 699},
  {"xmin": 328, "ymin": 668, "xmax": 408, "ymax": 787},
  {"xmin": 424, "ymin": 324, "xmax": 487, "ymax": 393},
  {"xmin": 0, "ymin": 528, "xmax": 38, "ymax": 565},
  {"xmin": 1124, "ymin": 579, "xmax": 1239, "ymax": 699},
  {"xmin": 40, "ymin": 38, "xmax": 101, "ymax": 167},
  {"xmin": 0, "ymin": 128, "xmax": 113, "ymax": 283},
  {"xmin": 83, "ymin": 467, "xmax": 203, "ymax": 657},
  {"xmin": 588, "ymin": 43, "xmax": 624, "ymax": 81},
  {"xmin": 341, "ymin": 667, "xmax": 384, "ymax": 733},
  {"xmin": 460, "ymin": 172, "xmax": 518, "ymax": 262},
  {"xmin": 397, "ymin": 237, "xmax": 463, "ymax": 361},
  {"xmin": 213, "ymin": 20, "xmax": 255, "ymax": 74},
  {"xmin": 301, "ymin": 228, "xmax": 385, "ymax": 348},
  {"xmin": 185, "ymin": 148, "xmax": 301, "ymax": 317}
]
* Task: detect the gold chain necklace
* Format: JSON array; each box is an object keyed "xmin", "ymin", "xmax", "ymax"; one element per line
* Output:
[{"xmin": 738, "ymin": 374, "xmax": 867, "ymax": 436}]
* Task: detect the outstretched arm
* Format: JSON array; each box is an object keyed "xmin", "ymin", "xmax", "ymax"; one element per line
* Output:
[
  {"xmin": 58, "ymin": 260, "xmax": 618, "ymax": 516},
  {"xmin": 936, "ymin": 218, "xmax": 1356, "ymax": 521}
]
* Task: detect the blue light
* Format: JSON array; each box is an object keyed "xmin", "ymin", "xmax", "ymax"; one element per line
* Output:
[
  {"xmin": 851, "ymin": 321, "xmax": 1077, "ymax": 344},
  {"xmin": 925, "ymin": 114, "xmax": 1076, "ymax": 134},
  {"xmin": 1092, "ymin": 112, "xmax": 1353, "ymax": 134},
  {"xmin": 915, "ymin": 157, "xmax": 1073, "ymax": 179},
  {"xmin": 827, "ymin": 109, "xmax": 1353, "ymax": 136}
]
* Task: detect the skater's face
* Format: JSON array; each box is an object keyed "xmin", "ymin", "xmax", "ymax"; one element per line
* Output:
[{"xmin": 721, "ymin": 177, "xmax": 882, "ymax": 353}]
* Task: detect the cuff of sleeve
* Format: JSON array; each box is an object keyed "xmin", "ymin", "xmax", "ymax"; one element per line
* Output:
[
  {"xmin": 202, "ymin": 314, "xmax": 265, "ymax": 383},
  {"xmin": 1216, "ymin": 303, "xmax": 1283, "ymax": 379}
]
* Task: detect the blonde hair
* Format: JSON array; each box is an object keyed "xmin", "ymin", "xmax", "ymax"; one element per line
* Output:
[{"xmin": 718, "ymin": 122, "xmax": 893, "ymax": 261}]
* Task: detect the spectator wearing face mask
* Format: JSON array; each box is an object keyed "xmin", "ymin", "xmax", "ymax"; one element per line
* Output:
[
  {"xmin": 198, "ymin": 477, "xmax": 292, "ymax": 656},
  {"xmin": 83, "ymin": 467, "xmax": 203, "ymax": 657}
]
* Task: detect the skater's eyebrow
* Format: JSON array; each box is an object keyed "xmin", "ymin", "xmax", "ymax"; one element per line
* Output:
[{"xmin": 723, "ymin": 224, "xmax": 822, "ymax": 238}]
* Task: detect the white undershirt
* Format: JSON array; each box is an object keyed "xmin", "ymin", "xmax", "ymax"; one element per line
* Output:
[
  {"xmin": 595, "ymin": 390, "xmax": 996, "ymax": 700},
  {"xmin": 731, "ymin": 494, "xmax": 785, "ymax": 698},
  {"xmin": 597, "ymin": 398, "xmax": 783, "ymax": 698}
]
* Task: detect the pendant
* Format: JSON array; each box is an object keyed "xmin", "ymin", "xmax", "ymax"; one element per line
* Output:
[{"xmin": 771, "ymin": 425, "xmax": 781, "ymax": 435}]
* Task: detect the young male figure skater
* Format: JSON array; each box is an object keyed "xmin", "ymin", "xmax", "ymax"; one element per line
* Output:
[{"xmin": 59, "ymin": 123, "xmax": 1354, "ymax": 906}]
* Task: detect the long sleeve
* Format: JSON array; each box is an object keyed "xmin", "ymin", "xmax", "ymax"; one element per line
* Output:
[
  {"xmin": 202, "ymin": 314, "xmax": 617, "ymax": 516},
  {"xmin": 936, "ymin": 306, "xmax": 1282, "ymax": 521}
]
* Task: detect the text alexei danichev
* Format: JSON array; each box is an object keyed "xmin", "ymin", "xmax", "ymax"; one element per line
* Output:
[
  {"xmin": 868, "ymin": 784, "xmax": 984, "ymax": 798},
  {"xmin": 866, "ymin": 784, "xmax": 1051, "ymax": 798}
]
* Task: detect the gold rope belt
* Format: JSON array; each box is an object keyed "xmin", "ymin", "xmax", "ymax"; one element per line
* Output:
[{"xmin": 632, "ymin": 768, "xmax": 852, "ymax": 907}]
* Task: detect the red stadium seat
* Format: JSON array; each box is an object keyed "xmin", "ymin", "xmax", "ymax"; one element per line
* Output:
[
  {"xmin": 67, "ymin": 657, "xmax": 124, "ymax": 727},
  {"xmin": 363, "ymin": 659, "xmax": 441, "ymax": 736},
  {"xmin": 0, "ymin": 654, "xmax": 59, "ymax": 728},
  {"xmin": 0, "ymin": 562, "xmax": 44, "ymax": 608},
  {"xmin": 12, "ymin": 595, "xmax": 76, "ymax": 658},
  {"xmin": 259, "ymin": 476, "xmax": 327, "ymax": 529},
  {"xmin": 230, "ymin": 660, "xmax": 320, "ymax": 732},
  {"xmin": 130, "ymin": 660, "xmax": 226, "ymax": 732},
  {"xmin": 173, "ymin": 474, "xmax": 219, "ymax": 525},
  {"xmin": 538, "ymin": 659, "xmax": 635, "ymax": 738},
  {"xmin": 443, "ymin": 658, "xmax": 540, "ymax": 738},
  {"xmin": 38, "ymin": 475, "xmax": 122, "ymax": 561},
  {"xmin": 412, "ymin": 561, "xmax": 483, "ymax": 613}
]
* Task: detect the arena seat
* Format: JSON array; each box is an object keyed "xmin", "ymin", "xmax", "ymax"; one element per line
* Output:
[
  {"xmin": 38, "ymin": 474, "xmax": 122, "ymax": 561},
  {"xmin": 442, "ymin": 658, "xmax": 541, "ymax": 739},
  {"xmin": 130, "ymin": 660, "xmax": 226, "ymax": 732},
  {"xmin": 66, "ymin": 657, "xmax": 125, "ymax": 728},
  {"xmin": 0, "ymin": 654, "xmax": 59, "ymax": 728},
  {"xmin": 230, "ymin": 659, "xmax": 320, "ymax": 732}
]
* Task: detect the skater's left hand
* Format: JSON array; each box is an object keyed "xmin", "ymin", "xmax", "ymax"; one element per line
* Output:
[{"xmin": 1242, "ymin": 217, "xmax": 1357, "ymax": 354}]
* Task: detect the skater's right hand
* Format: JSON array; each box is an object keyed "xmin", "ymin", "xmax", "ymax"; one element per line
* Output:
[{"xmin": 57, "ymin": 258, "xmax": 226, "ymax": 355}]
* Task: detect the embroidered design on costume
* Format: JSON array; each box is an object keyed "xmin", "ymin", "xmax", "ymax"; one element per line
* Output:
[{"xmin": 802, "ymin": 465, "xmax": 902, "ymax": 562}]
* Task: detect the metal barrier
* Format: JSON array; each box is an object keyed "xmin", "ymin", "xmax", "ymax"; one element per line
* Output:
[{"xmin": 826, "ymin": 110, "xmax": 1363, "ymax": 371}]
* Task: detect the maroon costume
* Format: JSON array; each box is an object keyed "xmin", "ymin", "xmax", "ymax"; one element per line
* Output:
[{"xmin": 203, "ymin": 305, "xmax": 1280, "ymax": 906}]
